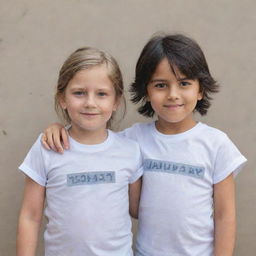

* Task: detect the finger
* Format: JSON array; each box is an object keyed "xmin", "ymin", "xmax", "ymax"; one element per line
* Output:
[
  {"xmin": 45, "ymin": 130, "xmax": 58, "ymax": 153},
  {"xmin": 61, "ymin": 127, "xmax": 70, "ymax": 150},
  {"xmin": 52, "ymin": 128, "xmax": 64, "ymax": 153},
  {"xmin": 41, "ymin": 134, "xmax": 51, "ymax": 150}
]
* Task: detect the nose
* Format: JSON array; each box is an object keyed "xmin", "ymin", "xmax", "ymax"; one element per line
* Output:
[
  {"xmin": 84, "ymin": 93, "xmax": 96, "ymax": 108},
  {"xmin": 167, "ymin": 85, "xmax": 179, "ymax": 100}
]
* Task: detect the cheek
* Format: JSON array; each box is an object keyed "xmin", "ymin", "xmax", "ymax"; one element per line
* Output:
[
  {"xmin": 146, "ymin": 88, "xmax": 155, "ymax": 102},
  {"xmin": 184, "ymin": 89, "xmax": 202, "ymax": 101},
  {"xmin": 148, "ymin": 92, "xmax": 162, "ymax": 106},
  {"xmin": 65, "ymin": 98, "xmax": 81, "ymax": 111},
  {"xmin": 108, "ymin": 95, "xmax": 120, "ymax": 111},
  {"xmin": 146, "ymin": 86, "xmax": 152, "ymax": 101}
]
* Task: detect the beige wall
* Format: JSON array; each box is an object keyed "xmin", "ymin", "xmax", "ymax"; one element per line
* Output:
[{"xmin": 1, "ymin": 0, "xmax": 255, "ymax": 255}]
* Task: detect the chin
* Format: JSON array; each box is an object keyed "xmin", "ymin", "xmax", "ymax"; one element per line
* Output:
[
  {"xmin": 73, "ymin": 122, "xmax": 105, "ymax": 132},
  {"xmin": 160, "ymin": 116, "xmax": 185, "ymax": 124}
]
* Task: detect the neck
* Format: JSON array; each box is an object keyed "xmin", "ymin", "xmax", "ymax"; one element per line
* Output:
[
  {"xmin": 156, "ymin": 118, "xmax": 197, "ymax": 135},
  {"xmin": 68, "ymin": 126, "xmax": 108, "ymax": 145}
]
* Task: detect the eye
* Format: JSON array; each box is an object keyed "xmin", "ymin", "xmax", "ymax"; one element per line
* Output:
[
  {"xmin": 73, "ymin": 91, "xmax": 85, "ymax": 96},
  {"xmin": 154, "ymin": 83, "xmax": 167, "ymax": 89},
  {"xmin": 179, "ymin": 81, "xmax": 191, "ymax": 87},
  {"xmin": 97, "ymin": 91, "xmax": 107, "ymax": 97}
]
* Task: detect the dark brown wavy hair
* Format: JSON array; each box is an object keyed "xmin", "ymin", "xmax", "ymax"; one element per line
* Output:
[{"xmin": 130, "ymin": 34, "xmax": 219, "ymax": 117}]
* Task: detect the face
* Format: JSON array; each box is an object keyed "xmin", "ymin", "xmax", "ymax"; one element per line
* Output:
[
  {"xmin": 60, "ymin": 65, "xmax": 118, "ymax": 136},
  {"xmin": 147, "ymin": 58, "xmax": 202, "ymax": 134}
]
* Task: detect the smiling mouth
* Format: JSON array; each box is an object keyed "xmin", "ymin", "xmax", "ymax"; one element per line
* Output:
[
  {"xmin": 80, "ymin": 113, "xmax": 99, "ymax": 116},
  {"xmin": 164, "ymin": 104, "xmax": 184, "ymax": 108}
]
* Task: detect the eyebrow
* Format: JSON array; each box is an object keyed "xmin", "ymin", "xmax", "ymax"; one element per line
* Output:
[
  {"xmin": 177, "ymin": 77, "xmax": 194, "ymax": 81},
  {"xmin": 69, "ymin": 87, "xmax": 85, "ymax": 91},
  {"xmin": 150, "ymin": 79, "xmax": 168, "ymax": 83},
  {"xmin": 150, "ymin": 77, "xmax": 194, "ymax": 83},
  {"xmin": 178, "ymin": 77, "xmax": 187, "ymax": 81},
  {"xmin": 69, "ymin": 86, "xmax": 112, "ymax": 91}
]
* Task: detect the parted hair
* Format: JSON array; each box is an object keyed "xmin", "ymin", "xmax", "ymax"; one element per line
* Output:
[
  {"xmin": 130, "ymin": 34, "xmax": 219, "ymax": 117},
  {"xmin": 55, "ymin": 47, "xmax": 124, "ymax": 126}
]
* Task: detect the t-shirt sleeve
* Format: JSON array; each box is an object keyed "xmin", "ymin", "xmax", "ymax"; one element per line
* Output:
[
  {"xmin": 213, "ymin": 134, "xmax": 247, "ymax": 184},
  {"xmin": 128, "ymin": 143, "xmax": 144, "ymax": 184},
  {"xmin": 19, "ymin": 134, "xmax": 47, "ymax": 186}
]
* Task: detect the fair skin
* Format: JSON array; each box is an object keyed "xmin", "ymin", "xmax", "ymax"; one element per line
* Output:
[
  {"xmin": 17, "ymin": 177, "xmax": 45, "ymax": 256},
  {"xmin": 17, "ymin": 65, "xmax": 141, "ymax": 256},
  {"xmin": 59, "ymin": 66, "xmax": 118, "ymax": 144},
  {"xmin": 42, "ymin": 59, "xmax": 236, "ymax": 255}
]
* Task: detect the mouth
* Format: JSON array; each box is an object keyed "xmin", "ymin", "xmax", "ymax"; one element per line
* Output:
[
  {"xmin": 163, "ymin": 104, "xmax": 184, "ymax": 109},
  {"xmin": 80, "ymin": 113, "xmax": 99, "ymax": 116}
]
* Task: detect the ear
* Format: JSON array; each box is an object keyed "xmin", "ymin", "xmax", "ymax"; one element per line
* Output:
[
  {"xmin": 145, "ymin": 95, "xmax": 150, "ymax": 102},
  {"xmin": 197, "ymin": 88, "xmax": 203, "ymax": 101},
  {"xmin": 113, "ymin": 103, "xmax": 118, "ymax": 112},
  {"xmin": 113, "ymin": 97, "xmax": 121, "ymax": 112},
  {"xmin": 197, "ymin": 92, "xmax": 203, "ymax": 101},
  {"xmin": 58, "ymin": 94, "xmax": 67, "ymax": 110},
  {"xmin": 145, "ymin": 86, "xmax": 151, "ymax": 102}
]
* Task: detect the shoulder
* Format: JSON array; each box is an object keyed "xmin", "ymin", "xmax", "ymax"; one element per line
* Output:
[
  {"xmin": 27, "ymin": 134, "xmax": 61, "ymax": 160},
  {"xmin": 197, "ymin": 123, "xmax": 245, "ymax": 161},
  {"xmin": 119, "ymin": 121, "xmax": 153, "ymax": 141},
  {"xmin": 28, "ymin": 134, "xmax": 48, "ymax": 154},
  {"xmin": 110, "ymin": 131, "xmax": 143, "ymax": 167},
  {"xmin": 112, "ymin": 130, "xmax": 140, "ymax": 150},
  {"xmin": 198, "ymin": 123, "xmax": 230, "ymax": 144},
  {"xmin": 199, "ymin": 124, "xmax": 247, "ymax": 182}
]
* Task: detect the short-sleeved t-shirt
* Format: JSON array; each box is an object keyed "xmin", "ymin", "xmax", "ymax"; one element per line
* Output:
[
  {"xmin": 121, "ymin": 122, "xmax": 247, "ymax": 256},
  {"xmin": 19, "ymin": 130, "xmax": 143, "ymax": 256}
]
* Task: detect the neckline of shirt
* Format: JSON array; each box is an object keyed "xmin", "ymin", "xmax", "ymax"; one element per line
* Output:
[
  {"xmin": 68, "ymin": 129, "xmax": 114, "ymax": 152},
  {"xmin": 151, "ymin": 121, "xmax": 204, "ymax": 141}
]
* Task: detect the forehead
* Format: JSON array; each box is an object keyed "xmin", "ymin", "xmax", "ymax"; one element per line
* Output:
[
  {"xmin": 151, "ymin": 58, "xmax": 185, "ymax": 79},
  {"xmin": 68, "ymin": 65, "xmax": 113, "ymax": 89}
]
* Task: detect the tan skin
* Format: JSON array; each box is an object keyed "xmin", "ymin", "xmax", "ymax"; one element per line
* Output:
[
  {"xmin": 213, "ymin": 174, "xmax": 236, "ymax": 256},
  {"xmin": 41, "ymin": 59, "xmax": 236, "ymax": 255},
  {"xmin": 129, "ymin": 178, "xmax": 142, "ymax": 219},
  {"xmin": 147, "ymin": 58, "xmax": 236, "ymax": 255}
]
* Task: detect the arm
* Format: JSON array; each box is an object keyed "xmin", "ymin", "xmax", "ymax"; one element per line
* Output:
[
  {"xmin": 213, "ymin": 173, "xmax": 236, "ymax": 256},
  {"xmin": 129, "ymin": 177, "xmax": 142, "ymax": 219},
  {"xmin": 17, "ymin": 176, "xmax": 46, "ymax": 256},
  {"xmin": 41, "ymin": 122, "xmax": 69, "ymax": 153}
]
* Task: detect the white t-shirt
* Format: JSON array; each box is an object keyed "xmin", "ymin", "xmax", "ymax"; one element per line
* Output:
[
  {"xmin": 19, "ymin": 130, "xmax": 143, "ymax": 256},
  {"xmin": 121, "ymin": 122, "xmax": 247, "ymax": 256}
]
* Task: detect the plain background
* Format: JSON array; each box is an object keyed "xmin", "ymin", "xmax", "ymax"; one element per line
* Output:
[{"xmin": 1, "ymin": 0, "xmax": 255, "ymax": 255}]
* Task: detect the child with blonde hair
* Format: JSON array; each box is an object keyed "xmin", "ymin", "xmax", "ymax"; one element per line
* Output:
[{"xmin": 17, "ymin": 47, "xmax": 142, "ymax": 256}]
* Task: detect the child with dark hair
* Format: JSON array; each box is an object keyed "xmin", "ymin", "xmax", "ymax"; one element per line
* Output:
[
  {"xmin": 41, "ymin": 34, "xmax": 246, "ymax": 256},
  {"xmin": 130, "ymin": 34, "xmax": 218, "ymax": 117}
]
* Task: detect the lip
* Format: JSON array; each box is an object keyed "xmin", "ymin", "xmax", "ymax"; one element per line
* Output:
[
  {"xmin": 80, "ymin": 113, "xmax": 99, "ymax": 116},
  {"xmin": 163, "ymin": 104, "xmax": 184, "ymax": 108}
]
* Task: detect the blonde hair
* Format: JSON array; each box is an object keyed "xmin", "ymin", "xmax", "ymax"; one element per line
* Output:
[{"xmin": 55, "ymin": 47, "xmax": 124, "ymax": 127}]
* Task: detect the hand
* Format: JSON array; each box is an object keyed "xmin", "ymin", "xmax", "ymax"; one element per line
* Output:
[{"xmin": 41, "ymin": 123, "xmax": 69, "ymax": 153}]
